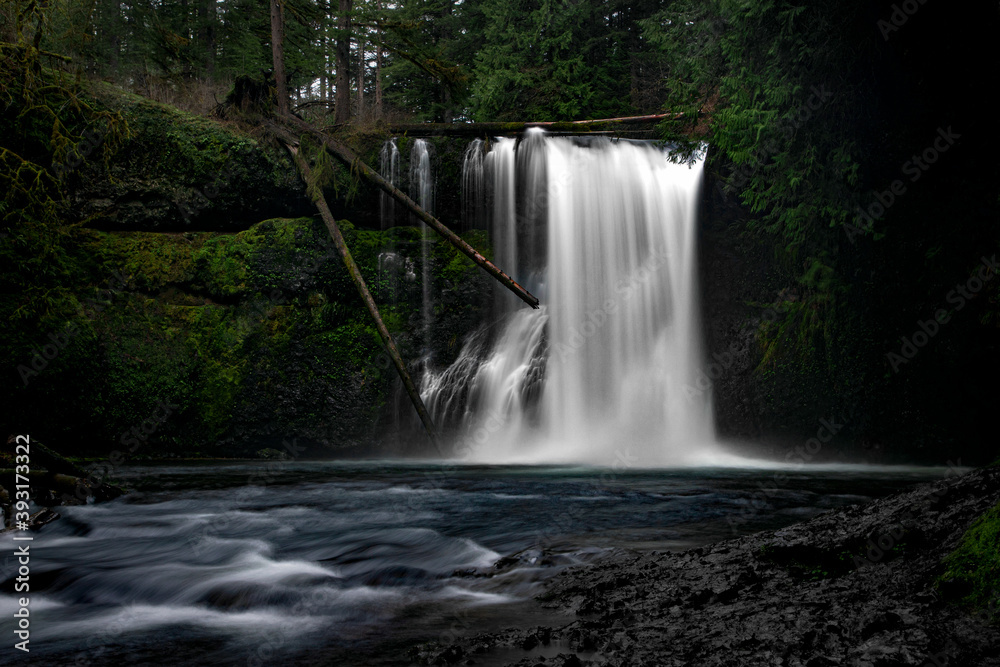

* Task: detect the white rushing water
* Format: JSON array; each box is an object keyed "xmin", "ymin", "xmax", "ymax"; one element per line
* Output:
[
  {"xmin": 423, "ymin": 131, "xmax": 722, "ymax": 466},
  {"xmin": 379, "ymin": 138, "xmax": 400, "ymax": 230},
  {"xmin": 410, "ymin": 139, "xmax": 435, "ymax": 361}
]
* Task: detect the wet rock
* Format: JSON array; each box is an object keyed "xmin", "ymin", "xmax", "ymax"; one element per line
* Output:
[{"xmin": 412, "ymin": 466, "xmax": 1000, "ymax": 667}]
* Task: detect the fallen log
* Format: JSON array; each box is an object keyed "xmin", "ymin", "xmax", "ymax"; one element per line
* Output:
[
  {"xmin": 5, "ymin": 436, "xmax": 124, "ymax": 501},
  {"xmin": 0, "ymin": 469, "xmax": 122, "ymax": 520},
  {"xmin": 383, "ymin": 112, "xmax": 683, "ymax": 137},
  {"xmin": 284, "ymin": 143, "xmax": 443, "ymax": 454},
  {"xmin": 273, "ymin": 115, "xmax": 540, "ymax": 309},
  {"xmin": 31, "ymin": 439, "xmax": 93, "ymax": 479},
  {"xmin": 0, "ymin": 484, "xmax": 59, "ymax": 531}
]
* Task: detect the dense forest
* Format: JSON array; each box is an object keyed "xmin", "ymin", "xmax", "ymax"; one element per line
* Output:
[{"xmin": 1, "ymin": 0, "xmax": 997, "ymax": 463}]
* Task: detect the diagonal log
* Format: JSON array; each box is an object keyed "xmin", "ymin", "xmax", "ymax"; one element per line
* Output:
[
  {"xmin": 284, "ymin": 143, "xmax": 442, "ymax": 453},
  {"xmin": 274, "ymin": 115, "xmax": 540, "ymax": 309}
]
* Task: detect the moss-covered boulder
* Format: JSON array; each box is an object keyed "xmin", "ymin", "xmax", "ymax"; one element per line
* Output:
[
  {"xmin": 938, "ymin": 501, "xmax": 1000, "ymax": 622},
  {"xmin": 65, "ymin": 84, "xmax": 308, "ymax": 231}
]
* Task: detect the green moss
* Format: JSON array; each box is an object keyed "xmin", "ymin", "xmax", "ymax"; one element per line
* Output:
[
  {"xmin": 167, "ymin": 303, "xmax": 248, "ymax": 438},
  {"xmin": 435, "ymin": 229, "xmax": 493, "ymax": 285},
  {"xmin": 96, "ymin": 84, "xmax": 287, "ymax": 186},
  {"xmin": 194, "ymin": 232, "xmax": 259, "ymax": 298},
  {"xmin": 938, "ymin": 502, "xmax": 1000, "ymax": 622},
  {"xmin": 92, "ymin": 231, "xmax": 212, "ymax": 292}
]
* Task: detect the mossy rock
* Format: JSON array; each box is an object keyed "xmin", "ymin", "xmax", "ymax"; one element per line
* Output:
[
  {"xmin": 65, "ymin": 84, "xmax": 308, "ymax": 231},
  {"xmin": 938, "ymin": 501, "xmax": 1000, "ymax": 623}
]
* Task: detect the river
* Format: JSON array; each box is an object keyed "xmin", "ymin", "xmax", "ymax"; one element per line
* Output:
[{"xmin": 0, "ymin": 460, "xmax": 954, "ymax": 666}]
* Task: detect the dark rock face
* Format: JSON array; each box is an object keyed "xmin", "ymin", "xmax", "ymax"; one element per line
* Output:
[
  {"xmin": 697, "ymin": 168, "xmax": 776, "ymax": 446},
  {"xmin": 413, "ymin": 466, "xmax": 1000, "ymax": 666}
]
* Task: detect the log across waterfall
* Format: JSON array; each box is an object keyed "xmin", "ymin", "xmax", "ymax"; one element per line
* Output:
[{"xmin": 422, "ymin": 131, "xmax": 725, "ymax": 466}]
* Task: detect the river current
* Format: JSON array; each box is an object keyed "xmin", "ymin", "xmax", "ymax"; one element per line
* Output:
[{"xmin": 0, "ymin": 461, "xmax": 953, "ymax": 666}]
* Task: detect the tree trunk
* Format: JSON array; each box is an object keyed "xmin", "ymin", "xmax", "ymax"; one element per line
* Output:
[
  {"xmin": 319, "ymin": 2, "xmax": 327, "ymax": 103},
  {"xmin": 284, "ymin": 144, "xmax": 441, "ymax": 452},
  {"xmin": 180, "ymin": 0, "xmax": 191, "ymax": 77},
  {"xmin": 334, "ymin": 0, "xmax": 352, "ymax": 124},
  {"xmin": 374, "ymin": 0, "xmax": 383, "ymax": 118},
  {"xmin": 3, "ymin": 437, "xmax": 125, "ymax": 508},
  {"xmin": 200, "ymin": 0, "xmax": 215, "ymax": 79},
  {"xmin": 442, "ymin": 86, "xmax": 452, "ymax": 124},
  {"xmin": 270, "ymin": 0, "xmax": 289, "ymax": 116},
  {"xmin": 272, "ymin": 116, "xmax": 540, "ymax": 309},
  {"xmin": 356, "ymin": 32, "xmax": 364, "ymax": 118},
  {"xmin": 99, "ymin": 0, "xmax": 121, "ymax": 74}
]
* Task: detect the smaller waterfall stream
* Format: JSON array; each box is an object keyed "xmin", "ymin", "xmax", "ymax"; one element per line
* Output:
[
  {"xmin": 379, "ymin": 138, "xmax": 400, "ymax": 230},
  {"xmin": 462, "ymin": 138, "xmax": 488, "ymax": 231},
  {"xmin": 410, "ymin": 139, "xmax": 435, "ymax": 362}
]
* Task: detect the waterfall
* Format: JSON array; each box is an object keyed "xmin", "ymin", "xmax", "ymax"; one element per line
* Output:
[
  {"xmin": 461, "ymin": 138, "xmax": 488, "ymax": 231},
  {"xmin": 486, "ymin": 137, "xmax": 520, "ymax": 312},
  {"xmin": 422, "ymin": 131, "xmax": 719, "ymax": 466},
  {"xmin": 409, "ymin": 139, "xmax": 435, "ymax": 362},
  {"xmin": 377, "ymin": 138, "xmax": 405, "ymax": 446},
  {"xmin": 379, "ymin": 139, "xmax": 400, "ymax": 230}
]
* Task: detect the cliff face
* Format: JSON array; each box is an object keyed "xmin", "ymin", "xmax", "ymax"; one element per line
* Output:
[
  {"xmin": 2, "ymin": 83, "xmax": 493, "ymax": 457},
  {"xmin": 696, "ymin": 164, "xmax": 857, "ymax": 456},
  {"xmin": 5, "ymin": 214, "xmax": 493, "ymax": 458},
  {"xmin": 697, "ymin": 152, "xmax": 997, "ymax": 466}
]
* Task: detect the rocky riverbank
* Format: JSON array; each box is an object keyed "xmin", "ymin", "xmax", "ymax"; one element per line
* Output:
[{"xmin": 414, "ymin": 465, "xmax": 1000, "ymax": 666}]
